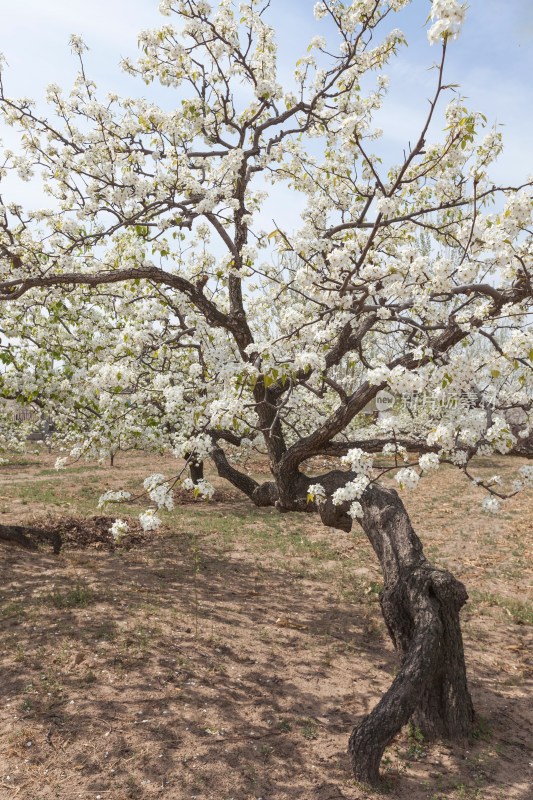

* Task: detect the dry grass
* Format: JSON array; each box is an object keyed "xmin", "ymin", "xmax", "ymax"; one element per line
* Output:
[{"xmin": 0, "ymin": 449, "xmax": 531, "ymax": 800}]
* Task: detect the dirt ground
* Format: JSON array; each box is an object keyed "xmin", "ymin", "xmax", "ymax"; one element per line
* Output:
[{"xmin": 0, "ymin": 450, "xmax": 532, "ymax": 800}]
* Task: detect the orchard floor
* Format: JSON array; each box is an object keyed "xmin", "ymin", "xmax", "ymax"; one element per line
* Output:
[{"xmin": 0, "ymin": 450, "xmax": 532, "ymax": 800}]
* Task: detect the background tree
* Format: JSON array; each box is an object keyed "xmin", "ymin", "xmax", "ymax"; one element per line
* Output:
[{"xmin": 0, "ymin": 0, "xmax": 532, "ymax": 785}]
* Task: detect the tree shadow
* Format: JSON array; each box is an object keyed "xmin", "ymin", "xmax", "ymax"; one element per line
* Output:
[{"xmin": 0, "ymin": 524, "xmax": 531, "ymax": 800}]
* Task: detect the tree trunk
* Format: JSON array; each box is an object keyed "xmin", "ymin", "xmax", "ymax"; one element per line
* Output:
[
  {"xmin": 320, "ymin": 482, "xmax": 473, "ymax": 785},
  {"xmin": 351, "ymin": 485, "xmax": 473, "ymax": 784},
  {"xmin": 189, "ymin": 459, "xmax": 204, "ymax": 483},
  {"xmin": 184, "ymin": 452, "xmax": 204, "ymax": 483}
]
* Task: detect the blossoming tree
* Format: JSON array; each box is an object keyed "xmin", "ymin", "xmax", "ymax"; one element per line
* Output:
[{"xmin": 1, "ymin": 0, "xmax": 532, "ymax": 785}]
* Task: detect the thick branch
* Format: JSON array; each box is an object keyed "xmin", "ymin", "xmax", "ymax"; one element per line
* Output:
[
  {"xmin": 210, "ymin": 445, "xmax": 278, "ymax": 507},
  {"xmin": 278, "ymin": 322, "xmax": 467, "ymax": 479},
  {"xmin": 0, "ymin": 266, "xmax": 236, "ymax": 335}
]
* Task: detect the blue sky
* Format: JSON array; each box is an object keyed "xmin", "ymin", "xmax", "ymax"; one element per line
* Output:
[{"xmin": 1, "ymin": 0, "xmax": 531, "ymax": 212}]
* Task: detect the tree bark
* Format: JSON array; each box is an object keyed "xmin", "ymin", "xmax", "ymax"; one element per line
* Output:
[
  {"xmin": 189, "ymin": 458, "xmax": 204, "ymax": 483},
  {"xmin": 184, "ymin": 452, "xmax": 205, "ymax": 483},
  {"xmin": 319, "ymin": 483, "xmax": 473, "ymax": 785}
]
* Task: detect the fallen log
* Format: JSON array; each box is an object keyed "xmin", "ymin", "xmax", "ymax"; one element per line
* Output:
[{"xmin": 0, "ymin": 523, "xmax": 62, "ymax": 554}]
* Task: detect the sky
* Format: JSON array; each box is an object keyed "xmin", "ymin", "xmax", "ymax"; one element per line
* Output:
[{"xmin": 0, "ymin": 0, "xmax": 531, "ymax": 221}]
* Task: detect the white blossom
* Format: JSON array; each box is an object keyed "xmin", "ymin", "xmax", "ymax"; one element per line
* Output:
[
  {"xmin": 395, "ymin": 468, "xmax": 420, "ymax": 490},
  {"xmin": 481, "ymin": 496, "xmax": 500, "ymax": 514},
  {"xmin": 427, "ymin": 0, "xmax": 466, "ymax": 45},
  {"xmin": 196, "ymin": 479, "xmax": 215, "ymax": 500},
  {"xmin": 143, "ymin": 473, "xmax": 174, "ymax": 510},
  {"xmin": 341, "ymin": 448, "xmax": 374, "ymax": 476},
  {"xmin": 183, "ymin": 477, "xmax": 215, "ymax": 500},
  {"xmin": 519, "ymin": 465, "xmax": 533, "ymax": 486},
  {"xmin": 332, "ymin": 476, "xmax": 370, "ymax": 505},
  {"xmin": 419, "ymin": 453, "xmax": 440, "ymax": 472},
  {"xmin": 98, "ymin": 490, "xmax": 132, "ymax": 509},
  {"xmin": 375, "ymin": 197, "xmax": 396, "ymax": 217},
  {"xmin": 348, "ymin": 501, "xmax": 364, "ymax": 520},
  {"xmin": 307, "ymin": 483, "xmax": 326, "ymax": 502},
  {"xmin": 308, "ymin": 36, "xmax": 326, "ymax": 50},
  {"xmin": 313, "ymin": 2, "xmax": 327, "ymax": 20},
  {"xmin": 69, "ymin": 34, "xmax": 88, "ymax": 55},
  {"xmin": 139, "ymin": 509, "xmax": 162, "ymax": 531},
  {"xmin": 109, "ymin": 518, "xmax": 129, "ymax": 542}
]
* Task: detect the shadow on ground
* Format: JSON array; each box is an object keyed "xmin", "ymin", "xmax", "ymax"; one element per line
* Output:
[{"xmin": 0, "ymin": 506, "xmax": 532, "ymax": 800}]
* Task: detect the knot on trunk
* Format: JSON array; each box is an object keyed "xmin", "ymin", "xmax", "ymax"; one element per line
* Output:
[
  {"xmin": 430, "ymin": 568, "xmax": 469, "ymax": 611},
  {"xmin": 252, "ymin": 481, "xmax": 279, "ymax": 507},
  {"xmin": 318, "ymin": 498, "xmax": 352, "ymax": 532}
]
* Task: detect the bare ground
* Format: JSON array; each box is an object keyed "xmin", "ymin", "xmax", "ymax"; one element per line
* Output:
[{"xmin": 0, "ymin": 450, "xmax": 532, "ymax": 800}]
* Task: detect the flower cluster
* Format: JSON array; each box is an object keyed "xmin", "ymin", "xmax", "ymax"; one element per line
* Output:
[
  {"xmin": 109, "ymin": 518, "xmax": 129, "ymax": 542},
  {"xmin": 182, "ymin": 477, "xmax": 215, "ymax": 500},
  {"xmin": 395, "ymin": 468, "xmax": 420, "ymax": 490},
  {"xmin": 482, "ymin": 496, "xmax": 500, "ymax": 515},
  {"xmin": 98, "ymin": 490, "xmax": 132, "ymax": 509},
  {"xmin": 143, "ymin": 473, "xmax": 174, "ymax": 510},
  {"xmin": 332, "ymin": 476, "xmax": 370, "ymax": 507},
  {"xmin": 307, "ymin": 483, "xmax": 326, "ymax": 503},
  {"xmin": 419, "ymin": 453, "xmax": 440, "ymax": 473},
  {"xmin": 139, "ymin": 509, "xmax": 162, "ymax": 531},
  {"xmin": 427, "ymin": 1, "xmax": 467, "ymax": 45},
  {"xmin": 341, "ymin": 448, "xmax": 374, "ymax": 476}
]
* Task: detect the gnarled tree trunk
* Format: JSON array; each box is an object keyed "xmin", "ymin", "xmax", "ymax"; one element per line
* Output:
[
  {"xmin": 211, "ymin": 448, "xmax": 474, "ymax": 786},
  {"xmin": 321, "ymin": 482, "xmax": 473, "ymax": 785}
]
